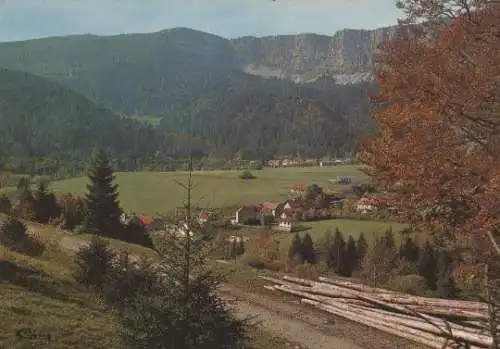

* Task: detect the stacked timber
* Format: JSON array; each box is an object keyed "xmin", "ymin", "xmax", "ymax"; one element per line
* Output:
[{"xmin": 259, "ymin": 275, "xmax": 492, "ymax": 349}]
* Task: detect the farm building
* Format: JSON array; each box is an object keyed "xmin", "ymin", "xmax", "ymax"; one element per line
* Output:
[{"xmin": 277, "ymin": 210, "xmax": 297, "ymax": 232}]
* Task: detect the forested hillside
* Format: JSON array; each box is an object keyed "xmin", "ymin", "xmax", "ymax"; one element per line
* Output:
[
  {"xmin": 0, "ymin": 28, "xmax": 378, "ymax": 167},
  {"xmin": 0, "ymin": 69, "xmax": 161, "ymax": 175}
]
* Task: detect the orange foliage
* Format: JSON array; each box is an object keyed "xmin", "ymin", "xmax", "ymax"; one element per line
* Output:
[{"xmin": 359, "ymin": 4, "xmax": 500, "ymax": 265}]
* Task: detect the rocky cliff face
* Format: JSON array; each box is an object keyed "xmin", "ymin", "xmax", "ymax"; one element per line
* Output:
[{"xmin": 231, "ymin": 25, "xmax": 398, "ymax": 85}]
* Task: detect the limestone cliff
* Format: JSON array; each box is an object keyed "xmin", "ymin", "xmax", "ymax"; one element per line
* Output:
[{"xmin": 231, "ymin": 25, "xmax": 398, "ymax": 84}]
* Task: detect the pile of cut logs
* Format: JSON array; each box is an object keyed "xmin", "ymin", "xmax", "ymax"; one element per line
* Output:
[{"xmin": 260, "ymin": 275, "xmax": 493, "ymax": 349}]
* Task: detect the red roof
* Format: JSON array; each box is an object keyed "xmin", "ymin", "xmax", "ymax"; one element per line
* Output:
[
  {"xmin": 199, "ymin": 211, "xmax": 211, "ymax": 219},
  {"xmin": 290, "ymin": 183, "xmax": 307, "ymax": 191},
  {"xmin": 262, "ymin": 201, "xmax": 278, "ymax": 211},
  {"xmin": 136, "ymin": 215, "xmax": 157, "ymax": 226}
]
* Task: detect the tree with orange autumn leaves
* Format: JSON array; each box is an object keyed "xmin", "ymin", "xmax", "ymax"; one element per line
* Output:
[{"xmin": 359, "ymin": 0, "xmax": 500, "ymax": 279}]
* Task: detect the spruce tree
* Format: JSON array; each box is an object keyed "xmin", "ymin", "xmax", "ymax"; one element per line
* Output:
[
  {"xmin": 0, "ymin": 194, "xmax": 11, "ymax": 214},
  {"xmin": 83, "ymin": 148, "xmax": 122, "ymax": 238},
  {"xmin": 356, "ymin": 232, "xmax": 368, "ymax": 268},
  {"xmin": 73, "ymin": 236, "xmax": 117, "ymax": 292},
  {"xmin": 236, "ymin": 239, "xmax": 245, "ymax": 257},
  {"xmin": 120, "ymin": 163, "xmax": 247, "ymax": 349},
  {"xmin": 33, "ymin": 180, "xmax": 60, "ymax": 223},
  {"xmin": 435, "ymin": 249, "xmax": 459, "ymax": 298},
  {"xmin": 383, "ymin": 228, "xmax": 396, "ymax": 250},
  {"xmin": 301, "ymin": 233, "xmax": 316, "ymax": 264},
  {"xmin": 288, "ymin": 232, "xmax": 303, "ymax": 262},
  {"xmin": 419, "ymin": 240, "xmax": 438, "ymax": 290},
  {"xmin": 399, "ymin": 236, "xmax": 420, "ymax": 263},
  {"xmin": 230, "ymin": 239, "xmax": 238, "ymax": 259},
  {"xmin": 328, "ymin": 227, "xmax": 346, "ymax": 275},
  {"xmin": 343, "ymin": 236, "xmax": 358, "ymax": 277}
]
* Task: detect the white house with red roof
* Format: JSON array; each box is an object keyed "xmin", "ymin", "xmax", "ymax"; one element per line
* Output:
[{"xmin": 356, "ymin": 197, "xmax": 379, "ymax": 214}]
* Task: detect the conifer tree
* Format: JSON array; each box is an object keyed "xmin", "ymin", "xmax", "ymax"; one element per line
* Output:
[
  {"xmin": 0, "ymin": 194, "xmax": 11, "ymax": 214},
  {"xmin": 301, "ymin": 233, "xmax": 316, "ymax": 264},
  {"xmin": 435, "ymin": 249, "xmax": 459, "ymax": 298},
  {"xmin": 120, "ymin": 161, "xmax": 247, "ymax": 349},
  {"xmin": 33, "ymin": 180, "xmax": 60, "ymax": 223},
  {"xmin": 236, "ymin": 239, "xmax": 245, "ymax": 257},
  {"xmin": 383, "ymin": 228, "xmax": 396, "ymax": 250},
  {"xmin": 328, "ymin": 227, "xmax": 346, "ymax": 274},
  {"xmin": 83, "ymin": 148, "xmax": 122, "ymax": 238},
  {"xmin": 288, "ymin": 232, "xmax": 303, "ymax": 262},
  {"xmin": 230, "ymin": 238, "xmax": 238, "ymax": 259},
  {"xmin": 343, "ymin": 236, "xmax": 358, "ymax": 277},
  {"xmin": 356, "ymin": 232, "xmax": 368, "ymax": 268},
  {"xmin": 419, "ymin": 240, "xmax": 438, "ymax": 290},
  {"xmin": 399, "ymin": 236, "xmax": 420, "ymax": 263},
  {"xmin": 73, "ymin": 236, "xmax": 117, "ymax": 292}
]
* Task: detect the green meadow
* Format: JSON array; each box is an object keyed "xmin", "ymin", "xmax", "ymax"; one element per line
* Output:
[{"xmin": 44, "ymin": 166, "xmax": 365, "ymax": 215}]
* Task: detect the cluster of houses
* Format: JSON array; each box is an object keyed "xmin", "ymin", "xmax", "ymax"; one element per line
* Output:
[
  {"xmin": 266, "ymin": 157, "xmax": 349, "ymax": 168},
  {"xmin": 231, "ymin": 193, "xmax": 345, "ymax": 232}
]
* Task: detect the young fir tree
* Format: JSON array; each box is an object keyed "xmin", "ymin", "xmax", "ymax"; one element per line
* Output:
[
  {"xmin": 230, "ymin": 239, "xmax": 238, "ymax": 259},
  {"xmin": 288, "ymin": 232, "xmax": 303, "ymax": 262},
  {"xmin": 419, "ymin": 240, "xmax": 438, "ymax": 290},
  {"xmin": 83, "ymin": 148, "xmax": 123, "ymax": 238},
  {"xmin": 399, "ymin": 236, "xmax": 420, "ymax": 263},
  {"xmin": 236, "ymin": 238, "xmax": 245, "ymax": 257},
  {"xmin": 328, "ymin": 227, "xmax": 346, "ymax": 275},
  {"xmin": 343, "ymin": 236, "xmax": 358, "ymax": 277},
  {"xmin": 120, "ymin": 161, "xmax": 247, "ymax": 349},
  {"xmin": 33, "ymin": 180, "xmax": 60, "ymax": 223},
  {"xmin": 301, "ymin": 233, "xmax": 316, "ymax": 264},
  {"xmin": 435, "ymin": 249, "xmax": 459, "ymax": 299},
  {"xmin": 0, "ymin": 194, "xmax": 11, "ymax": 214},
  {"xmin": 355, "ymin": 232, "xmax": 368, "ymax": 269},
  {"xmin": 73, "ymin": 236, "xmax": 117, "ymax": 292},
  {"xmin": 383, "ymin": 228, "xmax": 396, "ymax": 250}
]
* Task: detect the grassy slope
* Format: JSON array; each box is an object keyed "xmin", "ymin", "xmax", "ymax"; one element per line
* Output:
[
  {"xmin": 0, "ymin": 245, "xmax": 122, "ymax": 349},
  {"xmin": 46, "ymin": 166, "xmax": 365, "ymax": 215},
  {"xmin": 0, "ymin": 219, "xmax": 294, "ymax": 349}
]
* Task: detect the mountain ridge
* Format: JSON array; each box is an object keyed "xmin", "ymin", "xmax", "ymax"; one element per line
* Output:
[{"xmin": 0, "ymin": 26, "xmax": 383, "ymax": 164}]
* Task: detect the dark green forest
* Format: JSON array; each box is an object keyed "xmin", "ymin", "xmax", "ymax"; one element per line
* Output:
[{"xmin": 0, "ymin": 28, "xmax": 377, "ymax": 175}]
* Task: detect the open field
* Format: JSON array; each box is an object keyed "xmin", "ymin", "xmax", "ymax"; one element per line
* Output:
[{"xmin": 40, "ymin": 165, "xmax": 365, "ymax": 215}]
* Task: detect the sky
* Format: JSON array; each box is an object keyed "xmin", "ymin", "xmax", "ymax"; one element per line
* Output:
[{"xmin": 0, "ymin": 0, "xmax": 405, "ymax": 42}]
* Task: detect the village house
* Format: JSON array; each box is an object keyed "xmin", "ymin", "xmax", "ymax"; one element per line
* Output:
[
  {"xmin": 120, "ymin": 212, "xmax": 165, "ymax": 232},
  {"xmin": 197, "ymin": 210, "xmax": 214, "ymax": 224},
  {"xmin": 259, "ymin": 201, "xmax": 279, "ymax": 224},
  {"xmin": 164, "ymin": 222, "xmax": 194, "ymax": 238},
  {"xmin": 337, "ymin": 176, "xmax": 352, "ymax": 184},
  {"xmin": 266, "ymin": 159, "xmax": 281, "ymax": 168},
  {"xmin": 233, "ymin": 204, "xmax": 261, "ymax": 225},
  {"xmin": 277, "ymin": 209, "xmax": 297, "ymax": 232},
  {"xmin": 356, "ymin": 197, "xmax": 379, "ymax": 214}
]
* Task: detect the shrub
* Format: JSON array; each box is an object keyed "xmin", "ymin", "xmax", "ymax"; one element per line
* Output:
[
  {"xmin": 0, "ymin": 216, "xmax": 45, "ymax": 256},
  {"xmin": 102, "ymin": 252, "xmax": 158, "ymax": 312},
  {"xmin": 57, "ymin": 193, "xmax": 86, "ymax": 230},
  {"xmin": 73, "ymin": 236, "xmax": 117, "ymax": 291},
  {"xmin": 295, "ymin": 261, "xmax": 330, "ymax": 279},
  {"xmin": 239, "ymin": 170, "xmax": 256, "ymax": 180},
  {"xmin": 122, "ymin": 222, "xmax": 153, "ymax": 248},
  {"xmin": 0, "ymin": 194, "xmax": 11, "ymax": 214},
  {"xmin": 386, "ymin": 274, "xmax": 430, "ymax": 296}
]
